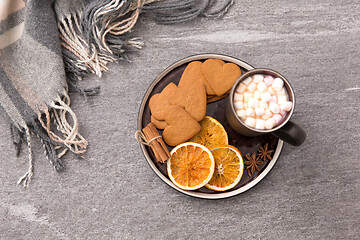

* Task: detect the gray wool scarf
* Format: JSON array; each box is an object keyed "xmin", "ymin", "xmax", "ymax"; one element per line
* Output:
[{"xmin": 0, "ymin": 0, "xmax": 234, "ymax": 187}]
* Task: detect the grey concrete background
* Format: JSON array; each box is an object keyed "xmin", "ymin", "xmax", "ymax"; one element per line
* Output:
[{"xmin": 1, "ymin": 1, "xmax": 359, "ymax": 239}]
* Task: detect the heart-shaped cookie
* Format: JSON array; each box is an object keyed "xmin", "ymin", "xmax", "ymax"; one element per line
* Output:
[
  {"xmin": 163, "ymin": 105, "xmax": 201, "ymax": 146},
  {"xmin": 178, "ymin": 61, "xmax": 216, "ymax": 95},
  {"xmin": 202, "ymin": 59, "xmax": 242, "ymax": 96},
  {"xmin": 149, "ymin": 83, "xmax": 178, "ymax": 120}
]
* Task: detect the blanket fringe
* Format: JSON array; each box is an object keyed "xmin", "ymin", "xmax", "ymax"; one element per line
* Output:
[
  {"xmin": 37, "ymin": 95, "xmax": 88, "ymax": 157},
  {"xmin": 15, "ymin": 92, "xmax": 86, "ymax": 187},
  {"xmin": 58, "ymin": 0, "xmax": 233, "ymax": 82},
  {"xmin": 17, "ymin": 126, "xmax": 34, "ymax": 188},
  {"xmin": 59, "ymin": 0, "xmax": 145, "ymax": 82}
]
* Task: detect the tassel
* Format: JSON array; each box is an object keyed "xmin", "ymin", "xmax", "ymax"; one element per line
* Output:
[
  {"xmin": 17, "ymin": 126, "xmax": 34, "ymax": 188},
  {"xmin": 58, "ymin": 0, "xmax": 235, "ymax": 81}
]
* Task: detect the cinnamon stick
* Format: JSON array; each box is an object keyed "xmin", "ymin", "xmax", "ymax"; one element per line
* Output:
[
  {"xmin": 142, "ymin": 126, "xmax": 161, "ymax": 160},
  {"xmin": 147, "ymin": 123, "xmax": 170, "ymax": 158},
  {"xmin": 142, "ymin": 123, "xmax": 170, "ymax": 163}
]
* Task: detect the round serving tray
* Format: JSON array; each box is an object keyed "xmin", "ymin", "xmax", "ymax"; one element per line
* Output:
[{"xmin": 137, "ymin": 54, "xmax": 283, "ymax": 199}]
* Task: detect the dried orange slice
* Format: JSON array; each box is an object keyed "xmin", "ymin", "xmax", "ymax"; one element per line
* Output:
[
  {"xmin": 189, "ymin": 116, "xmax": 228, "ymax": 149},
  {"xmin": 167, "ymin": 142, "xmax": 215, "ymax": 190},
  {"xmin": 206, "ymin": 145, "xmax": 244, "ymax": 191}
]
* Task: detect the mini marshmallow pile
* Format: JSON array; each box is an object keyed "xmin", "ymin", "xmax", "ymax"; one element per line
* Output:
[{"xmin": 234, "ymin": 74, "xmax": 293, "ymax": 130}]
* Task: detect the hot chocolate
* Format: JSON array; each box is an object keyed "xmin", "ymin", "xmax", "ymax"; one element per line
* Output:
[{"xmin": 233, "ymin": 74, "xmax": 293, "ymax": 130}]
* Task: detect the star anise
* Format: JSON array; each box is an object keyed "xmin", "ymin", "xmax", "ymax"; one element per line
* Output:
[
  {"xmin": 258, "ymin": 143, "xmax": 274, "ymax": 161},
  {"xmin": 244, "ymin": 153, "xmax": 263, "ymax": 177}
]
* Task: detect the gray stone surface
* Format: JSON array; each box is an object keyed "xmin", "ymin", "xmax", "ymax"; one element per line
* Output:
[{"xmin": 0, "ymin": 1, "xmax": 359, "ymax": 239}]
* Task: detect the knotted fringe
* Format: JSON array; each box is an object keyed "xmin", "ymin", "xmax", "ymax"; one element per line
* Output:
[
  {"xmin": 37, "ymin": 95, "xmax": 88, "ymax": 158},
  {"xmin": 58, "ymin": 0, "xmax": 234, "ymax": 85},
  {"xmin": 16, "ymin": 126, "xmax": 33, "ymax": 188},
  {"xmin": 14, "ymin": 92, "xmax": 87, "ymax": 187},
  {"xmin": 58, "ymin": 0, "xmax": 146, "ymax": 84}
]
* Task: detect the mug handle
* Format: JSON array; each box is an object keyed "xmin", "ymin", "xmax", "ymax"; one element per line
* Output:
[{"xmin": 272, "ymin": 121, "xmax": 306, "ymax": 146}]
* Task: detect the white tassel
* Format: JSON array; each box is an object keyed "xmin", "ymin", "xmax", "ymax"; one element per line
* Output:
[{"xmin": 17, "ymin": 126, "xmax": 34, "ymax": 188}]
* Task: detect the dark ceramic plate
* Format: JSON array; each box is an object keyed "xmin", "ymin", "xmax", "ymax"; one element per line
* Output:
[{"xmin": 137, "ymin": 54, "xmax": 283, "ymax": 199}]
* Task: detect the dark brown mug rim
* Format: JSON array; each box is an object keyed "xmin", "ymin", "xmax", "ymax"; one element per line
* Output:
[{"xmin": 229, "ymin": 68, "xmax": 296, "ymax": 133}]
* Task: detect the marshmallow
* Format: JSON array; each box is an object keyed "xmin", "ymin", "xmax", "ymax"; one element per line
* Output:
[
  {"xmin": 248, "ymin": 98, "xmax": 259, "ymax": 108},
  {"xmin": 277, "ymin": 87, "xmax": 287, "ymax": 96},
  {"xmin": 269, "ymin": 102, "xmax": 280, "ymax": 113},
  {"xmin": 280, "ymin": 101, "xmax": 293, "ymax": 111},
  {"xmin": 236, "ymin": 109, "xmax": 246, "ymax": 120},
  {"xmin": 234, "ymin": 101, "xmax": 244, "ymax": 110},
  {"xmin": 243, "ymin": 92, "xmax": 252, "ymax": 102},
  {"xmin": 242, "ymin": 77, "xmax": 253, "ymax": 85},
  {"xmin": 277, "ymin": 95, "xmax": 288, "ymax": 104},
  {"xmin": 253, "ymin": 74, "xmax": 264, "ymax": 83},
  {"xmin": 265, "ymin": 118, "xmax": 276, "ymax": 129},
  {"xmin": 272, "ymin": 78, "xmax": 284, "ymax": 91},
  {"xmin": 269, "ymin": 95, "xmax": 278, "ymax": 103},
  {"xmin": 234, "ymin": 93, "xmax": 243, "ymax": 102},
  {"xmin": 257, "ymin": 82, "xmax": 268, "ymax": 93},
  {"xmin": 264, "ymin": 75, "xmax": 274, "ymax": 86},
  {"xmin": 245, "ymin": 108, "xmax": 255, "ymax": 117},
  {"xmin": 268, "ymin": 87, "xmax": 275, "ymax": 95},
  {"xmin": 245, "ymin": 117, "xmax": 256, "ymax": 128},
  {"xmin": 262, "ymin": 109, "xmax": 273, "ymax": 120},
  {"xmin": 272, "ymin": 114, "xmax": 282, "ymax": 124},
  {"xmin": 253, "ymin": 90, "xmax": 261, "ymax": 100},
  {"xmin": 236, "ymin": 83, "xmax": 247, "ymax": 93},
  {"xmin": 255, "ymin": 107, "xmax": 265, "ymax": 116},
  {"xmin": 280, "ymin": 110, "xmax": 287, "ymax": 116},
  {"xmin": 259, "ymin": 101, "xmax": 269, "ymax": 109},
  {"xmin": 247, "ymin": 82, "xmax": 257, "ymax": 92},
  {"xmin": 260, "ymin": 92, "xmax": 272, "ymax": 102},
  {"xmin": 255, "ymin": 119, "xmax": 265, "ymax": 130}
]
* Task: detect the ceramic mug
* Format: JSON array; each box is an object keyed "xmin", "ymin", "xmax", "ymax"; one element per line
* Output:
[{"xmin": 226, "ymin": 68, "xmax": 306, "ymax": 146}]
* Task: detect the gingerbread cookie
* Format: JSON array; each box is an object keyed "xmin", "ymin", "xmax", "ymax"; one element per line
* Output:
[
  {"xmin": 202, "ymin": 59, "xmax": 242, "ymax": 96},
  {"xmin": 149, "ymin": 83, "xmax": 178, "ymax": 120},
  {"xmin": 162, "ymin": 105, "xmax": 201, "ymax": 146}
]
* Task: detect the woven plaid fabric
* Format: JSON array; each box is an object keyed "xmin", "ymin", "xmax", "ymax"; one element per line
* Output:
[{"xmin": 0, "ymin": 0, "xmax": 233, "ymax": 187}]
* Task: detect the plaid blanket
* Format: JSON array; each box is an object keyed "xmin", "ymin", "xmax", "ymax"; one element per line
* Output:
[{"xmin": 0, "ymin": 0, "xmax": 233, "ymax": 187}]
